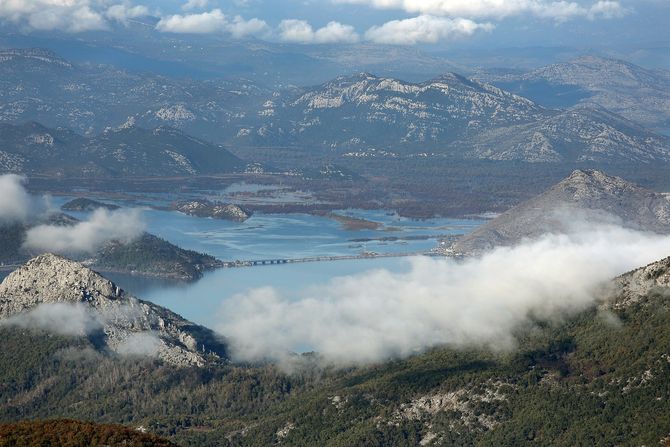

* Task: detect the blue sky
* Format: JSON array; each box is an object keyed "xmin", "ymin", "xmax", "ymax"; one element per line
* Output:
[{"xmin": 0, "ymin": 0, "xmax": 667, "ymax": 49}]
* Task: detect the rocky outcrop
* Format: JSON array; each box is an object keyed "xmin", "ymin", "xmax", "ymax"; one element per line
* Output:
[
  {"xmin": 610, "ymin": 256, "xmax": 670, "ymax": 309},
  {"xmin": 452, "ymin": 170, "xmax": 670, "ymax": 254},
  {"xmin": 173, "ymin": 200, "xmax": 250, "ymax": 222},
  {"xmin": 0, "ymin": 254, "xmax": 228, "ymax": 367}
]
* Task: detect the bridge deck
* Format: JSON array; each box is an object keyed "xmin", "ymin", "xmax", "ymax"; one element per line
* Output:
[{"xmin": 223, "ymin": 251, "xmax": 443, "ymax": 268}]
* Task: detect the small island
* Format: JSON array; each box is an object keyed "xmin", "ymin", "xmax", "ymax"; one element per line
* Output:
[
  {"xmin": 95, "ymin": 233, "xmax": 223, "ymax": 281},
  {"xmin": 61, "ymin": 197, "xmax": 120, "ymax": 212},
  {"xmin": 0, "ymin": 216, "xmax": 222, "ymax": 281},
  {"xmin": 173, "ymin": 199, "xmax": 251, "ymax": 222}
]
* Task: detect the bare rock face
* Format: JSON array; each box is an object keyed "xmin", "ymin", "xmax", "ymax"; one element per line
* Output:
[
  {"xmin": 0, "ymin": 254, "xmax": 123, "ymax": 314},
  {"xmin": 0, "ymin": 254, "xmax": 227, "ymax": 367},
  {"xmin": 452, "ymin": 170, "xmax": 670, "ymax": 254},
  {"xmin": 610, "ymin": 256, "xmax": 670, "ymax": 309}
]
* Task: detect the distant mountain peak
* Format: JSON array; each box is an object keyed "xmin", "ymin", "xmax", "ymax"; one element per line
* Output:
[
  {"xmin": 564, "ymin": 168, "xmax": 619, "ymax": 184},
  {"xmin": 428, "ymin": 72, "xmax": 475, "ymax": 86},
  {"xmin": 569, "ymin": 54, "xmax": 623, "ymax": 65},
  {"xmin": 558, "ymin": 170, "xmax": 641, "ymax": 195},
  {"xmin": 452, "ymin": 171, "xmax": 670, "ymax": 254}
]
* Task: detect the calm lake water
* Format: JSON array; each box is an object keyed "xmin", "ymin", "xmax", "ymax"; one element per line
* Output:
[{"xmin": 17, "ymin": 196, "xmax": 484, "ymax": 327}]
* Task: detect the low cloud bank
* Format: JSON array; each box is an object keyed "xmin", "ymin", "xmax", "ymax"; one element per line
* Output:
[
  {"xmin": 0, "ymin": 174, "xmax": 49, "ymax": 223},
  {"xmin": 2, "ymin": 303, "xmax": 161, "ymax": 358},
  {"xmin": 218, "ymin": 224, "xmax": 670, "ymax": 366},
  {"xmin": 0, "ymin": 174, "xmax": 145, "ymax": 255},
  {"xmin": 2, "ymin": 302, "xmax": 101, "ymax": 336},
  {"xmin": 24, "ymin": 208, "xmax": 145, "ymax": 254},
  {"xmin": 116, "ymin": 332, "xmax": 162, "ymax": 357}
]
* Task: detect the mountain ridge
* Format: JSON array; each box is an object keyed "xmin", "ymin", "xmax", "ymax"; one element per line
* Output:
[
  {"xmin": 0, "ymin": 121, "xmax": 244, "ymax": 177},
  {"xmin": 451, "ymin": 169, "xmax": 670, "ymax": 253}
]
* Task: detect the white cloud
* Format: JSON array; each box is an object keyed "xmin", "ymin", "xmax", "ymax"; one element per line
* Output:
[
  {"xmin": 23, "ymin": 208, "xmax": 145, "ymax": 254},
  {"xmin": 0, "ymin": 174, "xmax": 49, "ymax": 223},
  {"xmin": 0, "ymin": 174, "xmax": 35, "ymax": 223},
  {"xmin": 182, "ymin": 0, "xmax": 208, "ymax": 11},
  {"xmin": 218, "ymin": 223, "xmax": 670, "ymax": 366},
  {"xmin": 587, "ymin": 0, "xmax": 627, "ymax": 19},
  {"xmin": 4, "ymin": 304, "xmax": 161, "ymax": 358},
  {"xmin": 0, "ymin": 175, "xmax": 144, "ymax": 254},
  {"xmin": 2, "ymin": 302, "xmax": 102, "ymax": 336},
  {"xmin": 156, "ymin": 8, "xmax": 227, "ymax": 33},
  {"xmin": 365, "ymin": 15, "xmax": 494, "ymax": 44},
  {"xmin": 156, "ymin": 8, "xmax": 268, "ymax": 37},
  {"xmin": 0, "ymin": 0, "xmax": 154, "ymax": 32},
  {"xmin": 335, "ymin": 0, "xmax": 628, "ymax": 21},
  {"xmin": 278, "ymin": 19, "xmax": 360, "ymax": 44},
  {"xmin": 116, "ymin": 332, "xmax": 162, "ymax": 357},
  {"xmin": 228, "ymin": 15, "xmax": 270, "ymax": 38},
  {"xmin": 105, "ymin": 3, "xmax": 149, "ymax": 24}
]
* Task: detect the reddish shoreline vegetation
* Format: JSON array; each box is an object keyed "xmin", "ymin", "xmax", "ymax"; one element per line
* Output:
[
  {"xmin": 0, "ymin": 419, "xmax": 177, "ymax": 446},
  {"xmin": 314, "ymin": 211, "xmax": 382, "ymax": 231}
]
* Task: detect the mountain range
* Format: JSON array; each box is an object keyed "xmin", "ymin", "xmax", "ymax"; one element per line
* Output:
[
  {"xmin": 1, "ymin": 48, "xmax": 669, "ymax": 170},
  {"xmin": 0, "ymin": 47, "xmax": 268, "ymax": 139},
  {"xmin": 238, "ymin": 72, "xmax": 543, "ymax": 152},
  {"xmin": 240, "ymin": 73, "xmax": 670, "ymax": 164},
  {"xmin": 0, "ymin": 21, "xmax": 468, "ymax": 85},
  {"xmin": 478, "ymin": 55, "xmax": 670, "ymax": 130}
]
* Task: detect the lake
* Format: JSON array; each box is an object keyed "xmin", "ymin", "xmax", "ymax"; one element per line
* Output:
[{"xmin": 19, "ymin": 196, "xmax": 485, "ymax": 328}]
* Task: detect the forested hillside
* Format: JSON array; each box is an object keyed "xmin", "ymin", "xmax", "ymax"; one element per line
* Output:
[{"xmin": 1, "ymin": 256, "xmax": 670, "ymax": 446}]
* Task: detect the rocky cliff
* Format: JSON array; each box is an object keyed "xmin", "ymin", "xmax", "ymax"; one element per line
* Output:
[
  {"xmin": 610, "ymin": 256, "xmax": 670, "ymax": 309},
  {"xmin": 0, "ymin": 254, "xmax": 228, "ymax": 367}
]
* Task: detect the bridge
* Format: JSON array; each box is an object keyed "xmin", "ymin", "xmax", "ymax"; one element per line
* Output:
[{"xmin": 222, "ymin": 251, "xmax": 443, "ymax": 268}]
